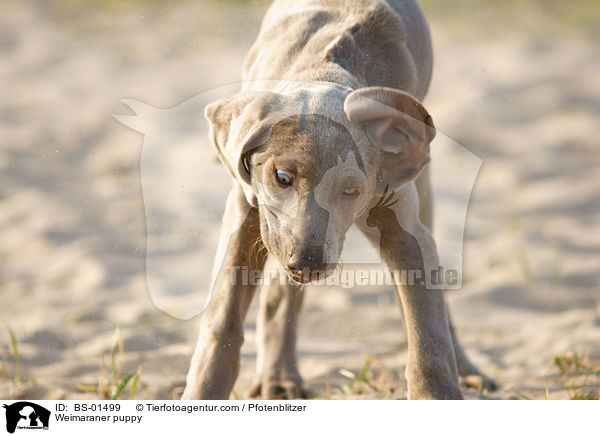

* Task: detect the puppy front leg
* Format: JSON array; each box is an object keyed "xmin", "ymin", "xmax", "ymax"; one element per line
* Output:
[
  {"xmin": 415, "ymin": 167, "xmax": 497, "ymax": 392},
  {"xmin": 357, "ymin": 190, "xmax": 462, "ymax": 399},
  {"xmin": 392, "ymin": 233, "xmax": 463, "ymax": 400},
  {"xmin": 182, "ymin": 188, "xmax": 267, "ymax": 399}
]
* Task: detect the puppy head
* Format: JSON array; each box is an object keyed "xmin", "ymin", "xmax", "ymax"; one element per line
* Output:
[
  {"xmin": 205, "ymin": 85, "xmax": 435, "ymax": 283},
  {"xmin": 250, "ymin": 114, "xmax": 374, "ymax": 282}
]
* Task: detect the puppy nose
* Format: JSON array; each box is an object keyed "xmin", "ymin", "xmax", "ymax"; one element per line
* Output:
[
  {"xmin": 286, "ymin": 246, "xmax": 324, "ymax": 272},
  {"xmin": 287, "ymin": 251, "xmax": 302, "ymax": 272}
]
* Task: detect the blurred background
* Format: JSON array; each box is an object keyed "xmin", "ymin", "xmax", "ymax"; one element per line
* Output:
[{"xmin": 0, "ymin": 0, "xmax": 599, "ymax": 399}]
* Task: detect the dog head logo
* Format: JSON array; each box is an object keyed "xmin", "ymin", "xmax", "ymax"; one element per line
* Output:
[
  {"xmin": 2, "ymin": 402, "xmax": 50, "ymax": 433},
  {"xmin": 114, "ymin": 81, "xmax": 482, "ymax": 319}
]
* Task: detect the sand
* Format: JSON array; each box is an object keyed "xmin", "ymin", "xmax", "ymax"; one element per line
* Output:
[{"xmin": 0, "ymin": 1, "xmax": 599, "ymax": 400}]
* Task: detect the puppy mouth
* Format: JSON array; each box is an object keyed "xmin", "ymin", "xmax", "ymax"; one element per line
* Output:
[
  {"xmin": 286, "ymin": 267, "xmax": 331, "ymax": 284},
  {"xmin": 287, "ymin": 270, "xmax": 313, "ymax": 284}
]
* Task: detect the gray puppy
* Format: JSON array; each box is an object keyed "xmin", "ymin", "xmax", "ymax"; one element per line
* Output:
[{"xmin": 183, "ymin": 0, "xmax": 494, "ymax": 400}]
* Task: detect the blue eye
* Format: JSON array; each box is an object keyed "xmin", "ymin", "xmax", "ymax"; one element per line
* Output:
[
  {"xmin": 275, "ymin": 169, "xmax": 294, "ymax": 187},
  {"xmin": 343, "ymin": 187, "xmax": 360, "ymax": 197}
]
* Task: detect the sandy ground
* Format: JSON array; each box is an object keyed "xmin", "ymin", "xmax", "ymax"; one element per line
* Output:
[{"xmin": 0, "ymin": 1, "xmax": 599, "ymax": 400}]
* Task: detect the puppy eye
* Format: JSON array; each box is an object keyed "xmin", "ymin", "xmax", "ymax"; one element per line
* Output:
[
  {"xmin": 343, "ymin": 187, "xmax": 360, "ymax": 197},
  {"xmin": 275, "ymin": 169, "xmax": 294, "ymax": 187}
]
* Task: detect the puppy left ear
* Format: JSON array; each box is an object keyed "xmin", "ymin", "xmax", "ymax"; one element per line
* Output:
[{"xmin": 344, "ymin": 86, "xmax": 435, "ymax": 188}]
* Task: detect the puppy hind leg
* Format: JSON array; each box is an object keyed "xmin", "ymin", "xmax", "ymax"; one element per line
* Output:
[
  {"xmin": 249, "ymin": 264, "xmax": 308, "ymax": 399},
  {"xmin": 449, "ymin": 313, "xmax": 499, "ymax": 392}
]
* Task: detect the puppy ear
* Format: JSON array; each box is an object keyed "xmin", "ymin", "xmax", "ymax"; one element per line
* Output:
[
  {"xmin": 205, "ymin": 92, "xmax": 276, "ymax": 206},
  {"xmin": 344, "ymin": 86, "xmax": 435, "ymax": 188}
]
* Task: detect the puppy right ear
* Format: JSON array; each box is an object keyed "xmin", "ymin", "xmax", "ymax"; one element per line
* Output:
[{"xmin": 205, "ymin": 92, "xmax": 277, "ymax": 206}]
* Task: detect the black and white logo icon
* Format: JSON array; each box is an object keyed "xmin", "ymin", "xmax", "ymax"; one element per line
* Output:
[{"xmin": 2, "ymin": 402, "xmax": 50, "ymax": 433}]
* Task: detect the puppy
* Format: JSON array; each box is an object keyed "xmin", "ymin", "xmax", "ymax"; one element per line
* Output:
[{"xmin": 183, "ymin": 0, "xmax": 493, "ymax": 400}]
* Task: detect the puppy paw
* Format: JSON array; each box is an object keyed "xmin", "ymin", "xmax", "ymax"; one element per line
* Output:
[
  {"xmin": 248, "ymin": 379, "xmax": 310, "ymax": 399},
  {"xmin": 460, "ymin": 373, "xmax": 499, "ymax": 393}
]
